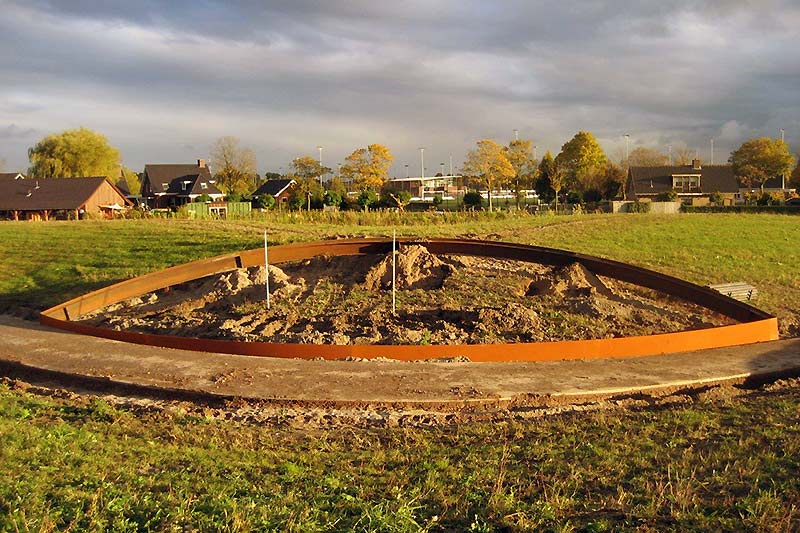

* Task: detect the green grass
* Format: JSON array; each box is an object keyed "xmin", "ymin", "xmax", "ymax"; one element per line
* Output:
[
  {"xmin": 1, "ymin": 383, "xmax": 799, "ymax": 531},
  {"xmin": 0, "ymin": 212, "xmax": 797, "ymax": 323},
  {"xmin": 1, "ymin": 212, "xmax": 800, "ymax": 530}
]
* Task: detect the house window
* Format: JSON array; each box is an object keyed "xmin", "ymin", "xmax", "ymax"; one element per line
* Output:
[
  {"xmin": 162, "ymin": 183, "xmax": 169, "ymax": 190},
  {"xmin": 201, "ymin": 182, "xmax": 208, "ymax": 189},
  {"xmin": 672, "ymin": 175, "xmax": 700, "ymax": 192}
]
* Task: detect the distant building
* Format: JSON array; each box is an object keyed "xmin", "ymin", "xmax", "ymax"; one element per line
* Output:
[
  {"xmin": 252, "ymin": 178, "xmax": 296, "ymax": 206},
  {"xmin": 386, "ymin": 175, "xmax": 463, "ymax": 200},
  {"xmin": 0, "ymin": 176, "xmax": 132, "ymax": 221},
  {"xmin": 140, "ymin": 159, "xmax": 224, "ymax": 209},
  {"xmin": 626, "ymin": 160, "xmax": 741, "ymax": 205}
]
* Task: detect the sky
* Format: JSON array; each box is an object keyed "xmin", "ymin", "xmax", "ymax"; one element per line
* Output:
[{"xmin": 1, "ymin": 0, "xmax": 798, "ymax": 175}]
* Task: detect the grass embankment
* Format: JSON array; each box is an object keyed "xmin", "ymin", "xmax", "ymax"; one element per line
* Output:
[
  {"xmin": 0, "ymin": 212, "xmax": 797, "ymax": 321},
  {"xmin": 1, "ymin": 212, "xmax": 799, "ymax": 530},
  {"xmin": 1, "ymin": 383, "xmax": 799, "ymax": 531}
]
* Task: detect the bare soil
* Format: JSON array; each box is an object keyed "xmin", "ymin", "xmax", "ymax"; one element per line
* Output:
[{"xmin": 81, "ymin": 246, "xmax": 734, "ymax": 345}]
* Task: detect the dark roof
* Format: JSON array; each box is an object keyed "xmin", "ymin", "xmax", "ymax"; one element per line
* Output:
[
  {"xmin": 0, "ymin": 177, "xmax": 127, "ymax": 211},
  {"xmin": 628, "ymin": 164, "xmax": 739, "ymax": 196},
  {"xmin": 253, "ymin": 179, "xmax": 296, "ymax": 197},
  {"xmin": 142, "ymin": 163, "xmax": 222, "ymax": 197},
  {"xmin": 0, "ymin": 172, "xmax": 25, "ymax": 180}
]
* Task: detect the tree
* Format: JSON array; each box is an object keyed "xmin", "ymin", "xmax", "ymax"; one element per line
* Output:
[
  {"xmin": 555, "ymin": 131, "xmax": 607, "ymax": 192},
  {"xmin": 462, "ymin": 139, "xmax": 514, "ymax": 212},
  {"xmin": 600, "ymin": 162, "xmax": 627, "ymax": 200},
  {"xmin": 209, "ymin": 136, "xmax": 257, "ymax": 196},
  {"xmin": 462, "ymin": 191, "xmax": 483, "ymax": 209},
  {"xmin": 290, "ymin": 156, "xmax": 327, "ymax": 207},
  {"xmin": 791, "ymin": 158, "xmax": 800, "ymax": 188},
  {"xmin": 729, "ymin": 137, "xmax": 795, "ymax": 192},
  {"xmin": 28, "ymin": 127, "xmax": 121, "ymax": 178},
  {"xmin": 503, "ymin": 139, "xmax": 536, "ymax": 208},
  {"xmin": 340, "ymin": 144, "xmax": 393, "ymax": 191},
  {"xmin": 628, "ymin": 147, "xmax": 668, "ymax": 167},
  {"xmin": 673, "ymin": 147, "xmax": 695, "ymax": 165},
  {"xmin": 254, "ymin": 193, "xmax": 275, "ymax": 209},
  {"xmin": 534, "ymin": 151, "xmax": 556, "ymax": 203},
  {"xmin": 550, "ymin": 164, "xmax": 569, "ymax": 211},
  {"xmin": 381, "ymin": 189, "xmax": 411, "ymax": 211},
  {"xmin": 120, "ymin": 166, "xmax": 141, "ymax": 196}
]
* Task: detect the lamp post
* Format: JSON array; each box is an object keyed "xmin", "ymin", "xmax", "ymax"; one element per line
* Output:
[
  {"xmin": 668, "ymin": 145, "xmax": 672, "ymax": 165},
  {"xmin": 710, "ymin": 138, "xmax": 714, "ymax": 165},
  {"xmin": 317, "ymin": 146, "xmax": 324, "ymax": 186},
  {"xmin": 419, "ymin": 147, "xmax": 425, "ymax": 201},
  {"xmin": 405, "ymin": 164, "xmax": 409, "ymax": 178},
  {"xmin": 449, "ymin": 154, "xmax": 453, "ymax": 176},
  {"xmin": 440, "ymin": 162, "xmax": 445, "ymax": 176},
  {"xmin": 533, "ymin": 145, "xmax": 537, "ymax": 161},
  {"xmin": 781, "ymin": 129, "xmax": 786, "ymax": 189},
  {"xmin": 513, "ymin": 129, "xmax": 519, "ymax": 141},
  {"xmin": 624, "ymin": 134, "xmax": 630, "ymax": 164}
]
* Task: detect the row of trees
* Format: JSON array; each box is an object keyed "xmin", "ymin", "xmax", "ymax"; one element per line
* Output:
[{"xmin": 21, "ymin": 127, "xmax": 799, "ymax": 208}]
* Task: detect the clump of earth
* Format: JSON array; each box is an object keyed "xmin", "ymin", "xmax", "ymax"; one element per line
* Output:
[{"xmin": 81, "ymin": 245, "xmax": 734, "ymax": 345}]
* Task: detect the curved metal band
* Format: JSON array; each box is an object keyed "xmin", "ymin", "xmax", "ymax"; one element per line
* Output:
[{"xmin": 40, "ymin": 238, "xmax": 778, "ymax": 362}]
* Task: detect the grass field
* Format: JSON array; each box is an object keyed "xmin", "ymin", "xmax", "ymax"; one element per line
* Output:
[{"xmin": 1, "ymin": 212, "xmax": 799, "ymax": 531}]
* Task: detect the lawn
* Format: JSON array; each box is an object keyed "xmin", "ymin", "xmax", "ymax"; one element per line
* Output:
[{"xmin": 1, "ymin": 212, "xmax": 799, "ymax": 531}]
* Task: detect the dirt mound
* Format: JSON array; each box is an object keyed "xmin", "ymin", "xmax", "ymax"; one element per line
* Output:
[
  {"xmin": 365, "ymin": 245, "xmax": 453, "ymax": 290},
  {"xmin": 527, "ymin": 263, "xmax": 613, "ymax": 298}
]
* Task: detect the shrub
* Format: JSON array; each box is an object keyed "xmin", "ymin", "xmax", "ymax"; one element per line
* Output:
[
  {"xmin": 195, "ymin": 193, "xmax": 212, "ymax": 203},
  {"xmin": 357, "ymin": 190, "xmax": 380, "ymax": 211},
  {"xmin": 462, "ymin": 191, "xmax": 482, "ymax": 209},
  {"xmin": 323, "ymin": 190, "xmax": 341, "ymax": 207},
  {"xmin": 583, "ymin": 189, "xmax": 603, "ymax": 204},
  {"xmin": 655, "ymin": 190, "xmax": 678, "ymax": 202},
  {"xmin": 566, "ymin": 191, "xmax": 582, "ymax": 205},
  {"xmin": 253, "ymin": 193, "xmax": 275, "ymax": 209},
  {"xmin": 628, "ymin": 201, "xmax": 651, "ymax": 213},
  {"xmin": 708, "ymin": 191, "xmax": 723, "ymax": 206}
]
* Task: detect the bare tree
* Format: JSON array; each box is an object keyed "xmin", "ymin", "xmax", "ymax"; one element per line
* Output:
[{"xmin": 209, "ymin": 136, "xmax": 257, "ymax": 196}]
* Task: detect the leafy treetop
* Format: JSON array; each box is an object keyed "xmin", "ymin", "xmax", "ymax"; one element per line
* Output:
[
  {"xmin": 729, "ymin": 137, "xmax": 795, "ymax": 191},
  {"xmin": 462, "ymin": 139, "xmax": 514, "ymax": 211},
  {"xmin": 555, "ymin": 130, "xmax": 607, "ymax": 192},
  {"xmin": 209, "ymin": 136, "xmax": 257, "ymax": 196},
  {"xmin": 28, "ymin": 127, "xmax": 121, "ymax": 179},
  {"xmin": 340, "ymin": 144, "xmax": 393, "ymax": 192}
]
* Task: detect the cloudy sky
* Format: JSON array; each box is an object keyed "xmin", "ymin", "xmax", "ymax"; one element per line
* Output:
[{"xmin": 1, "ymin": 0, "xmax": 798, "ymax": 175}]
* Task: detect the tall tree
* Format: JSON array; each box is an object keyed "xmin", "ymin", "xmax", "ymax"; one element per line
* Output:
[
  {"xmin": 120, "ymin": 166, "xmax": 141, "ymax": 196},
  {"xmin": 729, "ymin": 137, "xmax": 795, "ymax": 192},
  {"xmin": 555, "ymin": 131, "xmax": 607, "ymax": 192},
  {"xmin": 462, "ymin": 139, "xmax": 515, "ymax": 212},
  {"xmin": 600, "ymin": 162, "xmax": 627, "ymax": 200},
  {"xmin": 673, "ymin": 147, "xmax": 696, "ymax": 165},
  {"xmin": 290, "ymin": 155, "xmax": 329, "ymax": 203},
  {"xmin": 628, "ymin": 147, "xmax": 668, "ymax": 167},
  {"xmin": 209, "ymin": 136, "xmax": 257, "ymax": 196},
  {"xmin": 791, "ymin": 158, "xmax": 800, "ymax": 188},
  {"xmin": 28, "ymin": 127, "xmax": 121, "ymax": 178},
  {"xmin": 534, "ymin": 151, "xmax": 556, "ymax": 203},
  {"xmin": 503, "ymin": 139, "xmax": 537, "ymax": 208},
  {"xmin": 340, "ymin": 144, "xmax": 393, "ymax": 191}
]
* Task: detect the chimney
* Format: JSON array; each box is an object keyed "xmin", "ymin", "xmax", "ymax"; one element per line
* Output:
[
  {"xmin": 197, "ymin": 159, "xmax": 206, "ymax": 168},
  {"xmin": 691, "ymin": 158, "xmax": 701, "ymax": 170}
]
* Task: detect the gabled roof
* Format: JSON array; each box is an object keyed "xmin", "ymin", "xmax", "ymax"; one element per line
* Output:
[
  {"xmin": 143, "ymin": 164, "xmax": 214, "ymax": 194},
  {"xmin": 628, "ymin": 164, "xmax": 739, "ymax": 196},
  {"xmin": 0, "ymin": 172, "xmax": 25, "ymax": 180},
  {"xmin": 253, "ymin": 179, "xmax": 296, "ymax": 197},
  {"xmin": 142, "ymin": 163, "xmax": 223, "ymax": 197},
  {"xmin": 0, "ymin": 177, "xmax": 129, "ymax": 211}
]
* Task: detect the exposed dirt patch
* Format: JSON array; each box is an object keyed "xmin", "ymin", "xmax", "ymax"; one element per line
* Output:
[{"xmin": 80, "ymin": 247, "xmax": 735, "ymax": 346}]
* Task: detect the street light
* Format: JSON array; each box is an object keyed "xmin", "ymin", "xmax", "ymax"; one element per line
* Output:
[
  {"xmin": 419, "ymin": 147, "xmax": 425, "ymax": 201},
  {"xmin": 781, "ymin": 129, "xmax": 786, "ymax": 189},
  {"xmin": 513, "ymin": 129, "xmax": 519, "ymax": 141},
  {"xmin": 710, "ymin": 138, "xmax": 714, "ymax": 165},
  {"xmin": 624, "ymin": 134, "xmax": 630, "ymax": 163},
  {"xmin": 533, "ymin": 145, "xmax": 537, "ymax": 161},
  {"xmin": 405, "ymin": 164, "xmax": 409, "ymax": 178},
  {"xmin": 317, "ymin": 146, "xmax": 324, "ymax": 186},
  {"xmin": 440, "ymin": 162, "xmax": 445, "ymax": 176}
]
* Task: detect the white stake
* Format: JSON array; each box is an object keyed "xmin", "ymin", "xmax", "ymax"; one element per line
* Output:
[
  {"xmin": 264, "ymin": 230, "xmax": 271, "ymax": 310},
  {"xmin": 392, "ymin": 230, "xmax": 396, "ymax": 316}
]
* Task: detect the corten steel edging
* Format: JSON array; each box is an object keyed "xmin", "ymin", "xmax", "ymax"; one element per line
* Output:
[{"xmin": 40, "ymin": 238, "xmax": 779, "ymax": 362}]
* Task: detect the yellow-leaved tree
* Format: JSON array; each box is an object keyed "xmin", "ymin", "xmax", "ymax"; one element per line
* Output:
[
  {"xmin": 462, "ymin": 139, "xmax": 514, "ymax": 211},
  {"xmin": 28, "ymin": 127, "xmax": 121, "ymax": 178},
  {"xmin": 340, "ymin": 144, "xmax": 393, "ymax": 191},
  {"xmin": 503, "ymin": 139, "xmax": 537, "ymax": 208}
]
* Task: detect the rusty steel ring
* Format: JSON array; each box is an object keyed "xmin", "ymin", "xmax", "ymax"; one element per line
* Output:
[{"xmin": 40, "ymin": 238, "xmax": 778, "ymax": 362}]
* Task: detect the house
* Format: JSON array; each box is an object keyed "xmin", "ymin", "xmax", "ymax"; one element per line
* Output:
[
  {"xmin": 0, "ymin": 176, "xmax": 132, "ymax": 221},
  {"xmin": 739, "ymin": 176, "xmax": 796, "ymax": 196},
  {"xmin": 386, "ymin": 175, "xmax": 463, "ymax": 200},
  {"xmin": 140, "ymin": 159, "xmax": 224, "ymax": 209},
  {"xmin": 626, "ymin": 160, "xmax": 741, "ymax": 206},
  {"xmin": 252, "ymin": 178, "xmax": 296, "ymax": 206}
]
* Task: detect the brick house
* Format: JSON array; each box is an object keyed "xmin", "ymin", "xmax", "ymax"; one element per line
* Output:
[
  {"xmin": 0, "ymin": 176, "xmax": 132, "ymax": 220},
  {"xmin": 626, "ymin": 160, "xmax": 741, "ymax": 205},
  {"xmin": 140, "ymin": 159, "xmax": 224, "ymax": 209}
]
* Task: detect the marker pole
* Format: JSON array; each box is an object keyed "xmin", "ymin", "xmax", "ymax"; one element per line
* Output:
[{"xmin": 264, "ymin": 230, "xmax": 271, "ymax": 310}]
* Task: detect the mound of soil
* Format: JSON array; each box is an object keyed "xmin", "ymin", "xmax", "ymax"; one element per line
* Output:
[
  {"xmin": 364, "ymin": 245, "xmax": 452, "ymax": 290},
  {"xmin": 80, "ymin": 251, "xmax": 736, "ymax": 347}
]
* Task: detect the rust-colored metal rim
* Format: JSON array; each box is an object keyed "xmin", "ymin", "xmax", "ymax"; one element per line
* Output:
[{"xmin": 40, "ymin": 238, "xmax": 778, "ymax": 362}]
